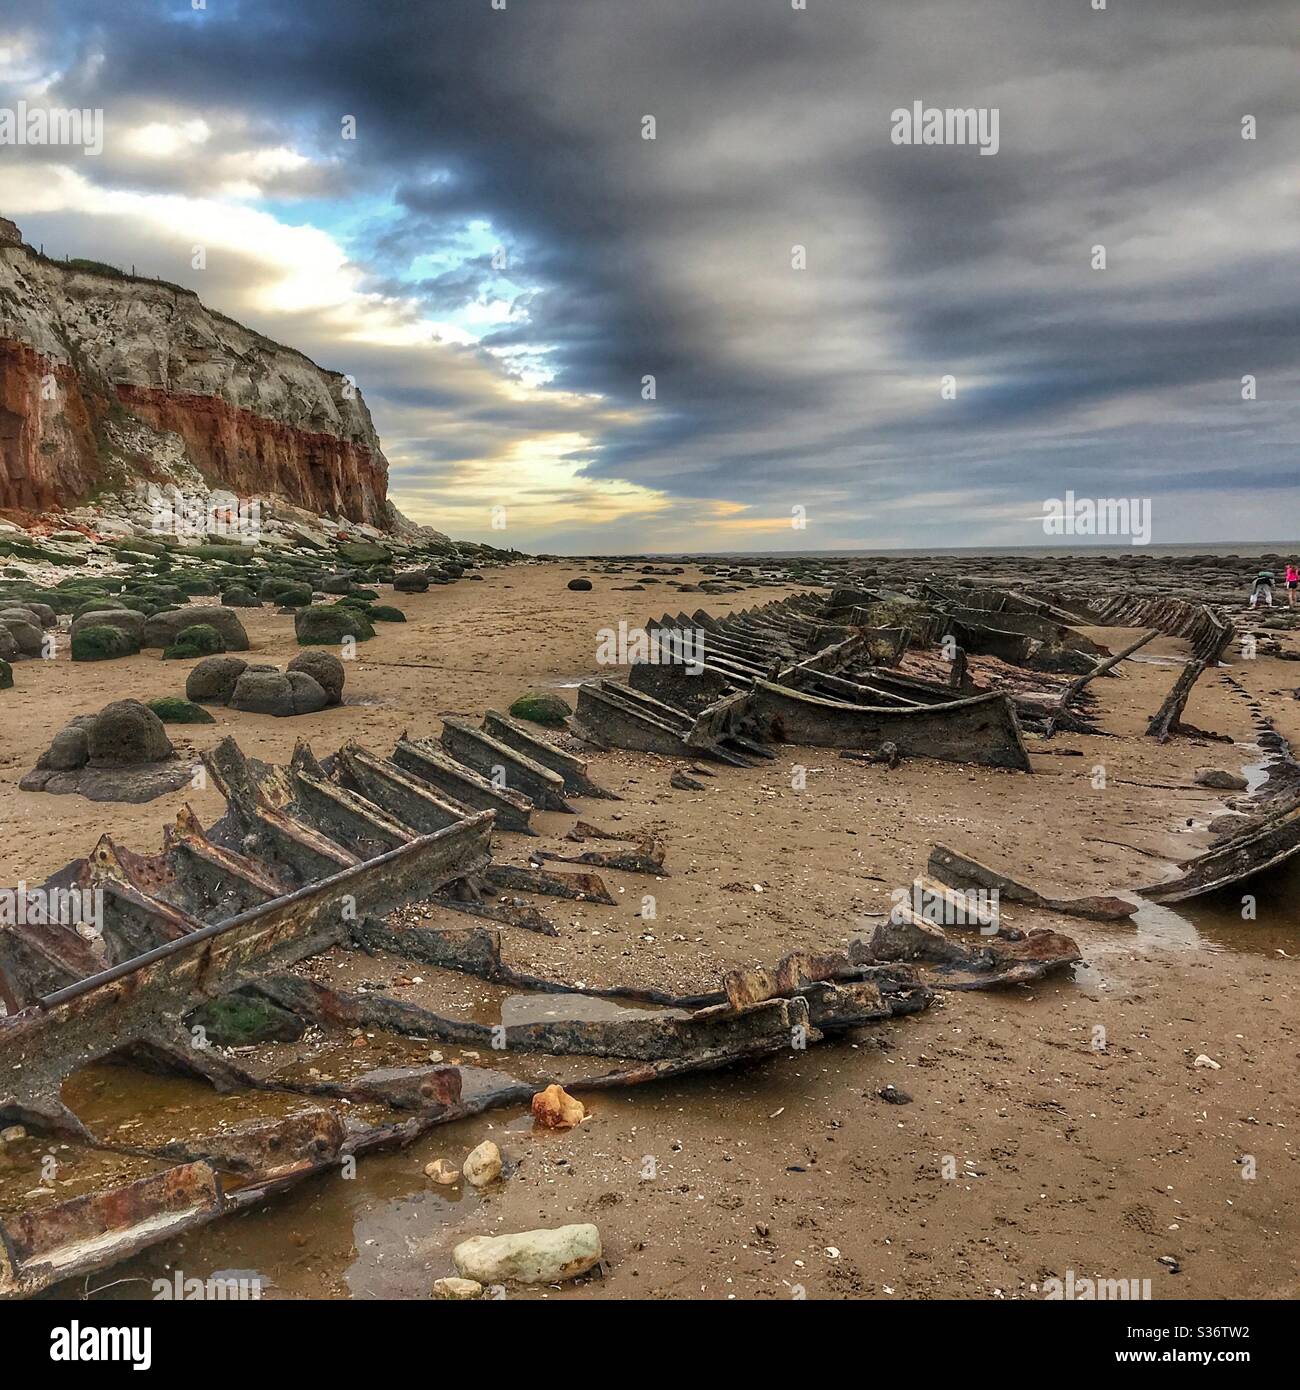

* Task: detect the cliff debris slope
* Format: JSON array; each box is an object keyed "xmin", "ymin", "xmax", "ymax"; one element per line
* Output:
[{"xmin": 0, "ymin": 217, "xmax": 389, "ymax": 525}]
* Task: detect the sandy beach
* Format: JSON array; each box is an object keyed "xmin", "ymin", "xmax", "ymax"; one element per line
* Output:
[{"xmin": 5, "ymin": 562, "xmax": 1295, "ymax": 1301}]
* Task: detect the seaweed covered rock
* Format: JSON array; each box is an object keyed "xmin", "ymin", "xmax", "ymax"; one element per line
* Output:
[
  {"xmin": 184, "ymin": 544, "xmax": 255, "ymax": 563},
  {"xmin": 70, "ymin": 609, "xmax": 147, "ymax": 643},
  {"xmin": 20, "ymin": 703, "xmax": 193, "ymax": 799},
  {"xmin": 147, "ymin": 697, "xmax": 216, "ymax": 725},
  {"xmin": 368, "ymin": 605, "xmax": 406, "ymax": 623},
  {"xmin": 87, "ymin": 700, "xmax": 174, "ymax": 765},
  {"xmin": 393, "ymin": 569, "xmax": 429, "ymax": 593},
  {"xmin": 287, "ymin": 650, "xmax": 345, "ymax": 706},
  {"xmin": 567, "ymin": 578, "xmax": 593, "ymax": 592},
  {"xmin": 143, "ymin": 606, "xmax": 251, "ymax": 651},
  {"xmin": 294, "ymin": 603, "xmax": 374, "ymax": 646},
  {"xmin": 338, "ymin": 541, "xmax": 390, "ymax": 565},
  {"xmin": 72, "ymin": 597, "xmax": 123, "ymax": 620},
  {"xmin": 188, "ymin": 992, "xmax": 305, "ymax": 1046},
  {"xmin": 72, "ymin": 624, "xmax": 140, "ymax": 662},
  {"xmin": 275, "ymin": 582, "xmax": 313, "ymax": 608},
  {"xmin": 508, "ymin": 692, "xmax": 571, "ymax": 726},
  {"xmin": 162, "ymin": 624, "xmax": 227, "ymax": 661},
  {"xmin": 130, "ymin": 583, "xmax": 187, "ymax": 608},
  {"xmin": 258, "ymin": 576, "xmax": 297, "ymax": 602},
  {"xmin": 221, "ymin": 585, "xmax": 262, "ymax": 608},
  {"xmin": 176, "ymin": 577, "xmax": 219, "ymax": 597},
  {"xmin": 20, "ymin": 588, "xmax": 89, "ymax": 615},
  {"xmin": 186, "ymin": 655, "xmax": 250, "ymax": 705}
]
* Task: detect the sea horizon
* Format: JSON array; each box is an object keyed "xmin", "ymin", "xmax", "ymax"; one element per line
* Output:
[{"xmin": 570, "ymin": 540, "xmax": 1300, "ymax": 561}]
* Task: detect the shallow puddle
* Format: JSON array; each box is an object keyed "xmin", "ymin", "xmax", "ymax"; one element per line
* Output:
[
  {"xmin": 1076, "ymin": 852, "xmax": 1300, "ymax": 990},
  {"xmin": 27, "ymin": 968, "xmax": 663, "ymax": 1298},
  {"xmin": 0, "ymin": 1131, "xmax": 164, "ymax": 1218},
  {"xmin": 63, "ymin": 1061, "xmax": 362, "ymax": 1144},
  {"xmin": 48, "ymin": 1101, "xmax": 518, "ymax": 1301}
]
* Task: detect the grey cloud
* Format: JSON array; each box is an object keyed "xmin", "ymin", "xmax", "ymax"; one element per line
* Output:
[{"xmin": 10, "ymin": 0, "xmax": 1300, "ymax": 547}]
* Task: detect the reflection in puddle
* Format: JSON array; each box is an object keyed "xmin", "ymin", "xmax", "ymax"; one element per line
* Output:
[
  {"xmin": 65, "ymin": 1100, "xmax": 528, "ymax": 1301},
  {"xmin": 1078, "ymin": 730, "xmax": 1300, "ymax": 984},
  {"xmin": 1077, "ymin": 853, "xmax": 1300, "ymax": 990},
  {"xmin": 344, "ymin": 1185, "xmax": 482, "ymax": 1299},
  {"xmin": 1242, "ymin": 758, "xmax": 1270, "ymax": 794}
]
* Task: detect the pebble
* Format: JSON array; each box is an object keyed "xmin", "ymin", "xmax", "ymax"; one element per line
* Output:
[
  {"xmin": 424, "ymin": 1158, "xmax": 461, "ymax": 1185},
  {"xmin": 432, "ymin": 1277, "xmax": 483, "ymax": 1300},
  {"xmin": 454, "ymin": 1224, "xmax": 602, "ymax": 1285},
  {"xmin": 531, "ymin": 1083, "xmax": 586, "ymax": 1129},
  {"xmin": 463, "ymin": 1140, "xmax": 503, "ymax": 1188}
]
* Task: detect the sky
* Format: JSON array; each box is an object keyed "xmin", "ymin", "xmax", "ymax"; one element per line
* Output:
[{"xmin": 1, "ymin": 0, "xmax": 1297, "ymax": 553}]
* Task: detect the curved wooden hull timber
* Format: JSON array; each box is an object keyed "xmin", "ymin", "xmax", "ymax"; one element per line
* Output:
[
  {"xmin": 743, "ymin": 681, "xmax": 1032, "ymax": 771},
  {"xmin": 1, "ymin": 722, "xmax": 935, "ymax": 1299},
  {"xmin": 1140, "ymin": 798, "xmax": 1300, "ymax": 903},
  {"xmin": 1086, "ymin": 595, "xmax": 1235, "ymax": 661}
]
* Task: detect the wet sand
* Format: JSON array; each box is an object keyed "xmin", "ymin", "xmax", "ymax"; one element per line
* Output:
[{"xmin": 4, "ymin": 563, "xmax": 1298, "ymax": 1301}]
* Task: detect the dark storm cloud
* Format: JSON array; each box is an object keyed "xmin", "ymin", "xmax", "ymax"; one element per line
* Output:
[{"xmin": 12, "ymin": 0, "xmax": 1300, "ymax": 545}]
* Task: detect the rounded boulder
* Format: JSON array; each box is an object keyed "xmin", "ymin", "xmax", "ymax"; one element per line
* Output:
[
  {"xmin": 71, "ymin": 625, "xmax": 139, "ymax": 662},
  {"xmin": 294, "ymin": 604, "xmax": 374, "ymax": 646},
  {"xmin": 0, "ymin": 616, "xmax": 44, "ymax": 656},
  {"xmin": 143, "ymin": 606, "xmax": 250, "ymax": 652},
  {"xmin": 287, "ymin": 651, "xmax": 345, "ymax": 706},
  {"xmin": 229, "ymin": 669, "xmax": 330, "ymax": 717},
  {"xmin": 186, "ymin": 656, "xmax": 249, "ymax": 705},
  {"xmin": 229, "ymin": 670, "xmax": 296, "ymax": 717},
  {"xmin": 508, "ymin": 692, "xmax": 571, "ymax": 727},
  {"xmin": 40, "ymin": 725, "xmax": 90, "ymax": 771},
  {"xmin": 70, "ymin": 609, "xmax": 147, "ymax": 643},
  {"xmin": 87, "ymin": 700, "xmax": 174, "ymax": 766}
]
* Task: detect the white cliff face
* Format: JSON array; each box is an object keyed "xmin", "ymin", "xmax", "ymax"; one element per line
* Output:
[{"xmin": 0, "ymin": 224, "xmax": 390, "ymax": 523}]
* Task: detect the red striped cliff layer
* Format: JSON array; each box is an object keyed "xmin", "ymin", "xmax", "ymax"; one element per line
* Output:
[
  {"xmin": 0, "ymin": 340, "xmax": 101, "ymax": 513},
  {"xmin": 0, "ymin": 217, "xmax": 390, "ymax": 525},
  {"xmin": 114, "ymin": 386, "xmax": 389, "ymax": 526}
]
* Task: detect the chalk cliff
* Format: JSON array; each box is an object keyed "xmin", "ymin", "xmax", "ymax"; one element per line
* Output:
[{"xmin": 0, "ymin": 217, "xmax": 390, "ymax": 524}]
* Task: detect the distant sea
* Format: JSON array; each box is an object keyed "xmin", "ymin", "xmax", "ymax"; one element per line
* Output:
[{"xmin": 646, "ymin": 541, "xmax": 1297, "ymax": 560}]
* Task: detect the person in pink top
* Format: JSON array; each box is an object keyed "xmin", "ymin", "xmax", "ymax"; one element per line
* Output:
[{"xmin": 1288, "ymin": 563, "xmax": 1299, "ymax": 607}]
